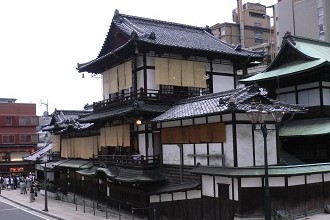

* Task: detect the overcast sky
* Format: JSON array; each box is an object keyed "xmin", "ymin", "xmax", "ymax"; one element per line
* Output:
[{"xmin": 0, "ymin": 0, "xmax": 277, "ymax": 116}]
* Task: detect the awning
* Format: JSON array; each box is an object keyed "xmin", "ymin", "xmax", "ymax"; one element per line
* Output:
[
  {"xmin": 279, "ymin": 118, "xmax": 330, "ymax": 137},
  {"xmin": 53, "ymin": 159, "xmax": 93, "ymax": 169}
]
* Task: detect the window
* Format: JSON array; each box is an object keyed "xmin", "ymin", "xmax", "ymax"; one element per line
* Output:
[
  {"xmin": 3, "ymin": 135, "xmax": 15, "ymax": 144},
  {"xmin": 318, "ymin": 7, "xmax": 324, "ymax": 17},
  {"xmin": 254, "ymin": 38, "xmax": 263, "ymax": 45},
  {"xmin": 20, "ymin": 135, "xmax": 37, "ymax": 144},
  {"xmin": 5, "ymin": 117, "xmax": 12, "ymax": 125},
  {"xmin": 254, "ymin": 22, "xmax": 262, "ymax": 27},
  {"xmin": 319, "ymin": 24, "xmax": 325, "ymax": 35},
  {"xmin": 220, "ymin": 27, "xmax": 225, "ymax": 36},
  {"xmin": 19, "ymin": 116, "xmax": 38, "ymax": 126},
  {"xmin": 250, "ymin": 12, "xmax": 265, "ymax": 19}
]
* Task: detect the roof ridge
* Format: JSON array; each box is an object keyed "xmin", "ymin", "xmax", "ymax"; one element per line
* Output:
[
  {"xmin": 117, "ymin": 12, "xmax": 207, "ymax": 32},
  {"xmin": 293, "ymin": 35, "xmax": 330, "ymax": 47}
]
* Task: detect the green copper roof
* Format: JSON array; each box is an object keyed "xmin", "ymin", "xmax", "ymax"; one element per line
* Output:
[
  {"xmin": 191, "ymin": 163, "xmax": 330, "ymax": 177},
  {"xmin": 279, "ymin": 118, "xmax": 330, "ymax": 137},
  {"xmin": 241, "ymin": 36, "xmax": 330, "ymax": 83},
  {"xmin": 240, "ymin": 59, "xmax": 325, "ymax": 82}
]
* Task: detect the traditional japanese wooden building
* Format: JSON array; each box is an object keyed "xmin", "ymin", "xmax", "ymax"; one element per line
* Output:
[
  {"xmin": 42, "ymin": 10, "xmax": 330, "ymax": 220},
  {"xmin": 241, "ymin": 33, "xmax": 330, "ymax": 164}
]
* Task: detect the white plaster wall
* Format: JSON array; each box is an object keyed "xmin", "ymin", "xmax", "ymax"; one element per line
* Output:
[
  {"xmin": 148, "ymin": 133, "xmax": 153, "ymax": 156},
  {"xmin": 288, "ymin": 176, "xmax": 305, "ymax": 186},
  {"xmin": 162, "ymin": 121, "xmax": 181, "ymax": 128},
  {"xmin": 269, "ymin": 177, "xmax": 285, "ymax": 187},
  {"xmin": 182, "ymin": 119, "xmax": 193, "ymax": 126},
  {"xmin": 237, "ymin": 124, "xmax": 254, "ymax": 167},
  {"xmin": 194, "ymin": 117, "xmax": 206, "ymax": 125},
  {"xmin": 183, "ymin": 144, "xmax": 194, "ymax": 166},
  {"xmin": 297, "ymin": 82, "xmax": 319, "ymax": 90},
  {"xmin": 195, "ymin": 143, "xmax": 207, "ymax": 165},
  {"xmin": 146, "ymin": 55, "xmax": 155, "ymax": 66},
  {"xmin": 324, "ymin": 173, "xmax": 330, "ymax": 182},
  {"xmin": 136, "ymin": 69, "xmax": 144, "ymax": 89},
  {"xmin": 160, "ymin": 194, "xmax": 172, "ymax": 202},
  {"xmin": 173, "ymin": 192, "xmax": 186, "ymax": 200},
  {"xmin": 235, "ymin": 113, "xmax": 250, "ymax": 121},
  {"xmin": 254, "ymin": 127, "xmax": 277, "ymax": 166},
  {"xmin": 233, "ymin": 178, "xmax": 238, "ymax": 201},
  {"xmin": 209, "ymin": 143, "xmax": 223, "ymax": 166},
  {"xmin": 223, "ymin": 124, "xmax": 234, "ymax": 167},
  {"xmin": 213, "ymin": 75, "xmax": 234, "ymax": 93},
  {"xmin": 307, "ymin": 174, "xmax": 323, "ymax": 184},
  {"xmin": 212, "ymin": 63, "xmax": 233, "ymax": 74},
  {"xmin": 208, "ymin": 115, "xmax": 221, "ymax": 123},
  {"xmin": 138, "ymin": 133, "xmax": 146, "ymax": 156},
  {"xmin": 323, "ymin": 81, "xmax": 330, "ymax": 87},
  {"xmin": 323, "ymin": 88, "xmax": 330, "ymax": 105},
  {"xmin": 222, "ymin": 114, "xmax": 232, "ymax": 122},
  {"xmin": 279, "ymin": 93, "xmax": 296, "ymax": 104},
  {"xmin": 147, "ymin": 69, "xmax": 159, "ymax": 90},
  {"xmin": 278, "ymin": 86, "xmax": 295, "ymax": 93},
  {"xmin": 202, "ymin": 175, "xmax": 214, "ymax": 197},
  {"xmin": 163, "ymin": 144, "xmax": 180, "ymax": 164},
  {"xmin": 187, "ymin": 190, "xmax": 201, "ymax": 199},
  {"xmin": 241, "ymin": 178, "xmax": 262, "ymax": 187},
  {"xmin": 150, "ymin": 195, "xmax": 160, "ymax": 203},
  {"xmin": 136, "ymin": 55, "xmax": 143, "ymax": 68},
  {"xmin": 298, "ymin": 89, "xmax": 320, "ymax": 107}
]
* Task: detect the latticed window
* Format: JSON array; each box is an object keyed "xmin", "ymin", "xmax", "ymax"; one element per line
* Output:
[
  {"xmin": 19, "ymin": 116, "xmax": 38, "ymax": 126},
  {"xmin": 5, "ymin": 117, "xmax": 12, "ymax": 125},
  {"xmin": 3, "ymin": 135, "xmax": 14, "ymax": 144}
]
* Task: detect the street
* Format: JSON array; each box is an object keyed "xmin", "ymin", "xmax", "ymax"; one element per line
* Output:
[{"xmin": 0, "ymin": 199, "xmax": 56, "ymax": 220}]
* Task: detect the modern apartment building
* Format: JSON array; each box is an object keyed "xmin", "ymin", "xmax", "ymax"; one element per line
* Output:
[
  {"xmin": 274, "ymin": 0, "xmax": 330, "ymax": 53},
  {"xmin": 211, "ymin": 2, "xmax": 275, "ymax": 63},
  {"xmin": 0, "ymin": 99, "xmax": 38, "ymax": 174}
]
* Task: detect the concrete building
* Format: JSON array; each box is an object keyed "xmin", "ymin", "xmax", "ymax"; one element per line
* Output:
[
  {"xmin": 274, "ymin": 0, "xmax": 330, "ymax": 53},
  {"xmin": 211, "ymin": 2, "xmax": 274, "ymax": 63},
  {"xmin": 0, "ymin": 99, "xmax": 38, "ymax": 174}
]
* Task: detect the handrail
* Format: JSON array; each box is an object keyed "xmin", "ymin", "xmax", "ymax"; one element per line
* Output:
[
  {"xmin": 93, "ymin": 154, "xmax": 160, "ymax": 168},
  {"xmin": 93, "ymin": 88, "xmax": 207, "ymax": 111}
]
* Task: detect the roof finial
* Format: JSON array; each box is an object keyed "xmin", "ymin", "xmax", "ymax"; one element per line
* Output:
[{"xmin": 283, "ymin": 31, "xmax": 296, "ymax": 45}]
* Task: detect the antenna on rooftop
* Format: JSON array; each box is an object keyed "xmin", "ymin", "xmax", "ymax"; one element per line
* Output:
[{"xmin": 40, "ymin": 99, "xmax": 49, "ymax": 116}]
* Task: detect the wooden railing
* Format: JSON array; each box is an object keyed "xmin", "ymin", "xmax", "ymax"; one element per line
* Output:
[
  {"xmin": 92, "ymin": 154, "xmax": 160, "ymax": 168},
  {"xmin": 93, "ymin": 88, "xmax": 205, "ymax": 112}
]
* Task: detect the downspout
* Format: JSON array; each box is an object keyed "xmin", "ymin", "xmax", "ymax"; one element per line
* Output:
[
  {"xmin": 178, "ymin": 144, "xmax": 183, "ymax": 183},
  {"xmin": 238, "ymin": 0, "xmax": 245, "ymax": 48}
]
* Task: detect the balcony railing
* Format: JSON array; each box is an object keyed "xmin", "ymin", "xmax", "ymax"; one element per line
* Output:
[
  {"xmin": 93, "ymin": 88, "xmax": 206, "ymax": 112},
  {"xmin": 92, "ymin": 154, "xmax": 160, "ymax": 168}
]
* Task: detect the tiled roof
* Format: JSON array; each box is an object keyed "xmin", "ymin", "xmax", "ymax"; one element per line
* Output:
[
  {"xmin": 241, "ymin": 35, "xmax": 330, "ymax": 83},
  {"xmin": 79, "ymin": 101, "xmax": 170, "ymax": 123},
  {"xmin": 111, "ymin": 11, "xmax": 262, "ymax": 58},
  {"xmin": 77, "ymin": 166, "xmax": 167, "ymax": 184},
  {"xmin": 152, "ymin": 84, "xmax": 305, "ymax": 122},
  {"xmin": 280, "ymin": 118, "xmax": 330, "ymax": 137},
  {"xmin": 23, "ymin": 143, "xmax": 53, "ymax": 161},
  {"xmin": 77, "ymin": 10, "xmax": 263, "ymax": 73},
  {"xmin": 42, "ymin": 109, "xmax": 93, "ymax": 132}
]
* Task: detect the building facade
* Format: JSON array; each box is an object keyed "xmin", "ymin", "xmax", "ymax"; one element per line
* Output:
[
  {"xmin": 211, "ymin": 2, "xmax": 274, "ymax": 63},
  {"xmin": 274, "ymin": 0, "xmax": 330, "ymax": 53},
  {"xmin": 0, "ymin": 100, "xmax": 38, "ymax": 174}
]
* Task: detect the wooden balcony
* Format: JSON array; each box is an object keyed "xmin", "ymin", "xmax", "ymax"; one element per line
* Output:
[
  {"xmin": 92, "ymin": 154, "xmax": 160, "ymax": 169},
  {"xmin": 93, "ymin": 88, "xmax": 207, "ymax": 112}
]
